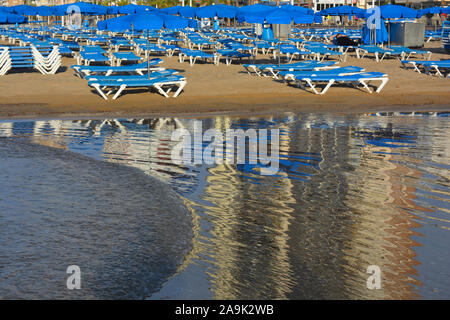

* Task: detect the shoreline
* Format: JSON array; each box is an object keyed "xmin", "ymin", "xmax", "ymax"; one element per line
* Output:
[
  {"xmin": 1, "ymin": 42, "xmax": 449, "ymax": 121},
  {"xmin": 1, "ymin": 101, "xmax": 449, "ymax": 122}
]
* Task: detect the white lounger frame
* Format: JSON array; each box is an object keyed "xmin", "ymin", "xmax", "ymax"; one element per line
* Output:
[
  {"xmin": 295, "ymin": 75, "xmax": 389, "ymax": 95},
  {"xmin": 90, "ymin": 79, "xmax": 187, "ymax": 100}
]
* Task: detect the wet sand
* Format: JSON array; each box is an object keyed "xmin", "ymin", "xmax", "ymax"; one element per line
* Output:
[{"xmin": 0, "ymin": 41, "xmax": 449, "ymax": 120}]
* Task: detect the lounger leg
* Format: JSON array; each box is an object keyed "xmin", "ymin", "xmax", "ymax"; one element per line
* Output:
[
  {"xmin": 173, "ymin": 81, "xmax": 187, "ymax": 98},
  {"xmin": 320, "ymin": 80, "xmax": 335, "ymax": 95},
  {"xmin": 433, "ymin": 66, "xmax": 443, "ymax": 77},
  {"xmin": 153, "ymin": 84, "xmax": 170, "ymax": 98},
  {"xmin": 376, "ymin": 78, "xmax": 389, "ymax": 93},
  {"xmin": 92, "ymin": 84, "xmax": 109, "ymax": 100},
  {"xmin": 358, "ymin": 80, "xmax": 373, "ymax": 93},
  {"xmin": 303, "ymin": 79, "xmax": 320, "ymax": 94},
  {"xmin": 112, "ymin": 84, "xmax": 127, "ymax": 100}
]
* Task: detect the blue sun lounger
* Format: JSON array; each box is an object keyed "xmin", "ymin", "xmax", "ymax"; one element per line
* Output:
[
  {"xmin": 422, "ymin": 61, "xmax": 450, "ymax": 77},
  {"xmin": 71, "ymin": 58, "xmax": 163, "ymax": 77},
  {"xmin": 295, "ymin": 72, "xmax": 389, "ymax": 94},
  {"xmin": 110, "ymin": 52, "xmax": 141, "ymax": 66},
  {"xmin": 77, "ymin": 51, "xmax": 109, "ymax": 66},
  {"xmin": 88, "ymin": 74, "xmax": 187, "ymax": 100},
  {"xmin": 243, "ymin": 61, "xmax": 337, "ymax": 77},
  {"xmin": 215, "ymin": 49, "xmax": 252, "ymax": 66},
  {"xmin": 253, "ymin": 41, "xmax": 275, "ymax": 55},
  {"xmin": 356, "ymin": 45, "xmax": 403, "ymax": 62},
  {"xmin": 262, "ymin": 61, "xmax": 339, "ymax": 79},
  {"xmin": 401, "ymin": 60, "xmax": 450, "ymax": 77},
  {"xmin": 305, "ymin": 45, "xmax": 345, "ymax": 62},
  {"xmin": 84, "ymin": 69, "xmax": 179, "ymax": 82},
  {"xmin": 388, "ymin": 46, "xmax": 432, "ymax": 60},
  {"xmin": 280, "ymin": 66, "xmax": 365, "ymax": 82},
  {"xmin": 275, "ymin": 44, "xmax": 311, "ymax": 63},
  {"xmin": 178, "ymin": 49, "xmax": 216, "ymax": 66},
  {"xmin": 135, "ymin": 43, "xmax": 166, "ymax": 56}
]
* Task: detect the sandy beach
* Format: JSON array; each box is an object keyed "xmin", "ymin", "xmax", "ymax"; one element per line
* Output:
[{"xmin": 0, "ymin": 41, "xmax": 449, "ymax": 120}]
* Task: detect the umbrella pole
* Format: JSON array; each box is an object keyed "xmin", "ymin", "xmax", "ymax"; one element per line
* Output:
[
  {"xmin": 374, "ymin": 27, "xmax": 376, "ymax": 45},
  {"xmin": 388, "ymin": 20, "xmax": 390, "ymax": 47},
  {"xmin": 147, "ymin": 29, "xmax": 150, "ymax": 79},
  {"xmin": 278, "ymin": 40, "xmax": 281, "ymax": 67}
]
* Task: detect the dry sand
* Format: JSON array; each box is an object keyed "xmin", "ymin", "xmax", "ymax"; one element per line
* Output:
[{"xmin": 0, "ymin": 41, "xmax": 449, "ymax": 120}]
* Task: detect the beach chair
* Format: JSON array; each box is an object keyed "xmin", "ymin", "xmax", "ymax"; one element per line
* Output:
[
  {"xmin": 215, "ymin": 49, "xmax": 252, "ymax": 66},
  {"xmin": 110, "ymin": 52, "xmax": 141, "ymax": 66},
  {"xmin": 280, "ymin": 66, "xmax": 365, "ymax": 83},
  {"xmin": 110, "ymin": 39, "xmax": 133, "ymax": 52},
  {"xmin": 295, "ymin": 72, "xmax": 389, "ymax": 95},
  {"xmin": 0, "ymin": 47, "xmax": 12, "ymax": 76},
  {"xmin": 178, "ymin": 49, "xmax": 217, "ymax": 66},
  {"xmin": 401, "ymin": 60, "xmax": 450, "ymax": 76},
  {"xmin": 305, "ymin": 45, "xmax": 346, "ymax": 62},
  {"xmin": 135, "ymin": 43, "xmax": 166, "ymax": 56},
  {"xmin": 243, "ymin": 61, "xmax": 337, "ymax": 78},
  {"xmin": 71, "ymin": 58, "xmax": 163, "ymax": 77},
  {"xmin": 88, "ymin": 74, "xmax": 187, "ymax": 100},
  {"xmin": 419, "ymin": 61, "xmax": 450, "ymax": 77},
  {"xmin": 388, "ymin": 46, "xmax": 432, "ymax": 60},
  {"xmin": 84, "ymin": 69, "xmax": 179, "ymax": 82},
  {"xmin": 356, "ymin": 45, "xmax": 403, "ymax": 62},
  {"xmin": 274, "ymin": 44, "xmax": 311, "ymax": 63},
  {"xmin": 2, "ymin": 45, "xmax": 61, "ymax": 75},
  {"xmin": 262, "ymin": 61, "xmax": 339, "ymax": 79},
  {"xmin": 253, "ymin": 41, "xmax": 275, "ymax": 55},
  {"xmin": 31, "ymin": 45, "xmax": 62, "ymax": 74}
]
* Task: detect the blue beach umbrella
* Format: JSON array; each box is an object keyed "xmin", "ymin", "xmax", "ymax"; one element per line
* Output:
[
  {"xmin": 54, "ymin": 2, "xmax": 108, "ymax": 16},
  {"xmin": 238, "ymin": 4, "xmax": 272, "ymax": 14},
  {"xmin": 313, "ymin": 14, "xmax": 323, "ymax": 24},
  {"xmin": 117, "ymin": 4, "xmax": 151, "ymax": 14},
  {"xmin": 178, "ymin": 6, "xmax": 196, "ymax": 18},
  {"xmin": 267, "ymin": 9, "xmax": 314, "ymax": 24},
  {"xmin": 160, "ymin": 5, "xmax": 196, "ymax": 18},
  {"xmin": 31, "ymin": 6, "xmax": 55, "ymax": 17},
  {"xmin": 0, "ymin": 12, "xmax": 27, "ymax": 24},
  {"xmin": 418, "ymin": 7, "xmax": 450, "ymax": 17},
  {"xmin": 107, "ymin": 6, "xmax": 120, "ymax": 15},
  {"xmin": 159, "ymin": 6, "xmax": 183, "ymax": 15},
  {"xmin": 281, "ymin": 4, "xmax": 314, "ymax": 15},
  {"xmin": 359, "ymin": 5, "xmax": 418, "ymax": 45},
  {"xmin": 7, "ymin": 5, "xmax": 32, "ymax": 14},
  {"xmin": 99, "ymin": 12, "xmax": 188, "ymax": 78},
  {"xmin": 97, "ymin": 14, "xmax": 139, "ymax": 32},
  {"xmin": 195, "ymin": 5, "xmax": 238, "ymax": 19},
  {"xmin": 320, "ymin": 5, "xmax": 365, "ymax": 16},
  {"xmin": 379, "ymin": 4, "xmax": 418, "ymax": 19},
  {"xmin": 98, "ymin": 12, "xmax": 189, "ymax": 32},
  {"xmin": 362, "ymin": 18, "xmax": 388, "ymax": 44},
  {"xmin": 238, "ymin": 8, "xmax": 314, "ymax": 25}
]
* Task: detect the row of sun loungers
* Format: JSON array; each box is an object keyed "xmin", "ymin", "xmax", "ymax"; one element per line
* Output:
[
  {"xmin": 70, "ymin": 58, "xmax": 187, "ymax": 100},
  {"xmin": 401, "ymin": 60, "xmax": 450, "ymax": 77},
  {"xmin": 71, "ymin": 58, "xmax": 163, "ymax": 77},
  {"xmin": 356, "ymin": 45, "xmax": 432, "ymax": 62},
  {"xmin": 244, "ymin": 60, "xmax": 338, "ymax": 78},
  {"xmin": 243, "ymin": 61, "xmax": 389, "ymax": 95}
]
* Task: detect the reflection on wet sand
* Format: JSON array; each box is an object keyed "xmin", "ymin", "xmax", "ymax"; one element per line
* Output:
[{"xmin": 0, "ymin": 112, "xmax": 449, "ymax": 299}]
